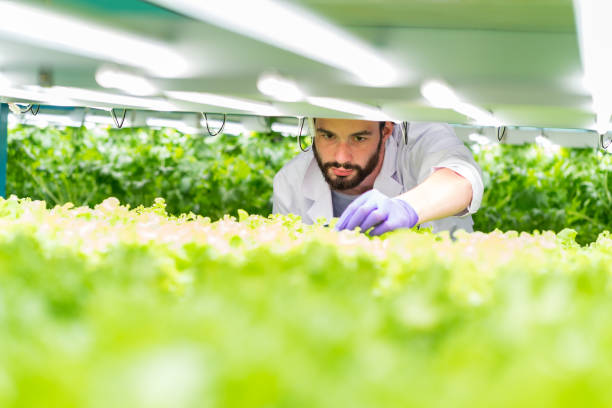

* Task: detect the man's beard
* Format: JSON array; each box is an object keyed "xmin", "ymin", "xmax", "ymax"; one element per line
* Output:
[{"xmin": 313, "ymin": 135, "xmax": 383, "ymax": 191}]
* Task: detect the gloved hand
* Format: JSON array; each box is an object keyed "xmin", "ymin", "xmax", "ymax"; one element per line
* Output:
[{"xmin": 335, "ymin": 189, "xmax": 419, "ymax": 236}]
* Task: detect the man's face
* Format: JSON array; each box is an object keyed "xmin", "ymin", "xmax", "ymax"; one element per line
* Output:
[{"xmin": 312, "ymin": 119, "xmax": 388, "ymax": 191}]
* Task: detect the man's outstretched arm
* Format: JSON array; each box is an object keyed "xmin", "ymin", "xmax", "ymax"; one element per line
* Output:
[
  {"xmin": 335, "ymin": 168, "xmax": 473, "ymax": 235},
  {"xmin": 398, "ymin": 167, "xmax": 473, "ymax": 225}
]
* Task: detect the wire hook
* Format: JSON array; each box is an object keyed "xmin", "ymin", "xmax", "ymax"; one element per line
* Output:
[
  {"xmin": 30, "ymin": 105, "xmax": 40, "ymax": 116},
  {"xmin": 497, "ymin": 126, "xmax": 508, "ymax": 142},
  {"xmin": 110, "ymin": 108, "xmax": 127, "ymax": 128},
  {"xmin": 600, "ymin": 133, "xmax": 611, "ymax": 151},
  {"xmin": 297, "ymin": 117, "xmax": 311, "ymax": 152},
  {"xmin": 202, "ymin": 113, "xmax": 226, "ymax": 136}
]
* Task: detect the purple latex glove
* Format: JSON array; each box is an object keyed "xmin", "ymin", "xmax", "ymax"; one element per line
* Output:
[{"xmin": 335, "ymin": 189, "xmax": 419, "ymax": 236}]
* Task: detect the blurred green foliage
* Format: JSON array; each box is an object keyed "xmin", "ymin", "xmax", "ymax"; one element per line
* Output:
[
  {"xmin": 472, "ymin": 143, "xmax": 612, "ymax": 245},
  {"xmin": 5, "ymin": 125, "xmax": 611, "ymax": 243},
  {"xmin": 0, "ymin": 197, "xmax": 611, "ymax": 408},
  {"xmin": 6, "ymin": 125, "xmax": 298, "ymax": 219}
]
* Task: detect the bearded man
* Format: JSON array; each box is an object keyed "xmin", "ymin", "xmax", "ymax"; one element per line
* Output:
[{"xmin": 272, "ymin": 119, "xmax": 483, "ymax": 235}]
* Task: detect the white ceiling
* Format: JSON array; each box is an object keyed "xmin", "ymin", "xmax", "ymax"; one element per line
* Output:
[{"xmin": 0, "ymin": 0, "xmax": 597, "ymax": 133}]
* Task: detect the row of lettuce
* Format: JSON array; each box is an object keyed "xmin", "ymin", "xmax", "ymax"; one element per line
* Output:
[
  {"xmin": 7, "ymin": 124, "xmax": 611, "ymax": 244},
  {"xmin": 0, "ymin": 196, "xmax": 611, "ymax": 407}
]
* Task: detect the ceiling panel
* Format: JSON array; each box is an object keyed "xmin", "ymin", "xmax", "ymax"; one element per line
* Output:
[{"xmin": 0, "ymin": 0, "xmax": 597, "ymax": 134}]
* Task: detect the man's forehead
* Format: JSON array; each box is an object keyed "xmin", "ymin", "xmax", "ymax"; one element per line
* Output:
[{"xmin": 315, "ymin": 118, "xmax": 379, "ymax": 131}]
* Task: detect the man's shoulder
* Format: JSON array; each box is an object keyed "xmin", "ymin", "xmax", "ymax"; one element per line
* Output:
[
  {"xmin": 403, "ymin": 122, "xmax": 462, "ymax": 152},
  {"xmin": 408, "ymin": 122, "xmax": 456, "ymax": 140},
  {"xmin": 274, "ymin": 151, "xmax": 314, "ymax": 182}
]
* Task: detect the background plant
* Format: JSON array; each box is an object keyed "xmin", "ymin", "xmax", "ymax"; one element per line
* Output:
[
  {"xmin": 6, "ymin": 125, "xmax": 611, "ymax": 244},
  {"xmin": 7, "ymin": 124, "xmax": 298, "ymax": 220},
  {"xmin": 472, "ymin": 143, "xmax": 612, "ymax": 245}
]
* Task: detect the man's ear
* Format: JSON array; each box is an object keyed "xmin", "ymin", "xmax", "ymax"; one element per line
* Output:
[{"xmin": 382, "ymin": 121, "xmax": 394, "ymax": 141}]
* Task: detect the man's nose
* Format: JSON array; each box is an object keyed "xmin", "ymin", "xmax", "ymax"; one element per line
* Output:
[{"xmin": 335, "ymin": 141, "xmax": 352, "ymax": 163}]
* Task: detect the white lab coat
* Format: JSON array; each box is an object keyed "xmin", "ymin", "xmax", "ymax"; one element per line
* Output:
[{"xmin": 272, "ymin": 122, "xmax": 484, "ymax": 234}]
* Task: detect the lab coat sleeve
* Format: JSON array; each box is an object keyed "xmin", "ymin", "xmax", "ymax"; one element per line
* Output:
[
  {"xmin": 409, "ymin": 123, "xmax": 484, "ymax": 215},
  {"xmin": 272, "ymin": 170, "xmax": 292, "ymax": 215}
]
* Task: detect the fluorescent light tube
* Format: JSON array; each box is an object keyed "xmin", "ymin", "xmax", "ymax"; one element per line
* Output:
[
  {"xmin": 421, "ymin": 80, "xmax": 502, "ymax": 127},
  {"xmin": 420, "ymin": 81, "xmax": 460, "ymax": 109},
  {"xmin": 455, "ymin": 103, "xmax": 502, "ymax": 127},
  {"xmin": 96, "ymin": 67, "xmax": 157, "ymax": 96},
  {"xmin": 573, "ymin": 0, "xmax": 612, "ymax": 134},
  {"xmin": 0, "ymin": 87, "xmax": 77, "ymax": 106},
  {"xmin": 257, "ymin": 73, "xmax": 304, "ymax": 102},
  {"xmin": 0, "ymin": 1, "xmax": 189, "ymax": 78},
  {"xmin": 147, "ymin": 0, "xmax": 398, "ymax": 86},
  {"xmin": 45, "ymin": 87, "xmax": 178, "ymax": 111},
  {"xmin": 167, "ymin": 91, "xmax": 280, "ymax": 116},
  {"xmin": 306, "ymin": 97, "xmax": 391, "ymax": 121}
]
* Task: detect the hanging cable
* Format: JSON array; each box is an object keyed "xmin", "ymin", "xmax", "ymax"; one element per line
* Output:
[
  {"xmin": 202, "ymin": 113, "xmax": 226, "ymax": 136},
  {"xmin": 497, "ymin": 126, "xmax": 508, "ymax": 142},
  {"xmin": 600, "ymin": 133, "xmax": 611, "ymax": 151},
  {"xmin": 297, "ymin": 117, "xmax": 311, "ymax": 152},
  {"xmin": 110, "ymin": 108, "xmax": 127, "ymax": 128}
]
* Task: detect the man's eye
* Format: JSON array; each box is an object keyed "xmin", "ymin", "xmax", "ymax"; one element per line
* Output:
[
  {"xmin": 354, "ymin": 136, "xmax": 367, "ymax": 142},
  {"xmin": 320, "ymin": 133, "xmax": 334, "ymax": 140}
]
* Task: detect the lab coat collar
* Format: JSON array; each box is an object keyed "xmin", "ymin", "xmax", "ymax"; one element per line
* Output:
[
  {"xmin": 373, "ymin": 132, "xmax": 404, "ymax": 197},
  {"xmin": 301, "ymin": 131, "xmax": 404, "ymax": 223},
  {"xmin": 302, "ymin": 154, "xmax": 333, "ymax": 223}
]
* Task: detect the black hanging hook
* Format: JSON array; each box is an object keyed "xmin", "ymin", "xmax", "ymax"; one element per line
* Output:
[
  {"xmin": 110, "ymin": 108, "xmax": 127, "ymax": 128},
  {"xmin": 297, "ymin": 117, "xmax": 311, "ymax": 152},
  {"xmin": 202, "ymin": 113, "xmax": 226, "ymax": 136},
  {"xmin": 497, "ymin": 126, "xmax": 508, "ymax": 142},
  {"xmin": 600, "ymin": 133, "xmax": 611, "ymax": 151}
]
